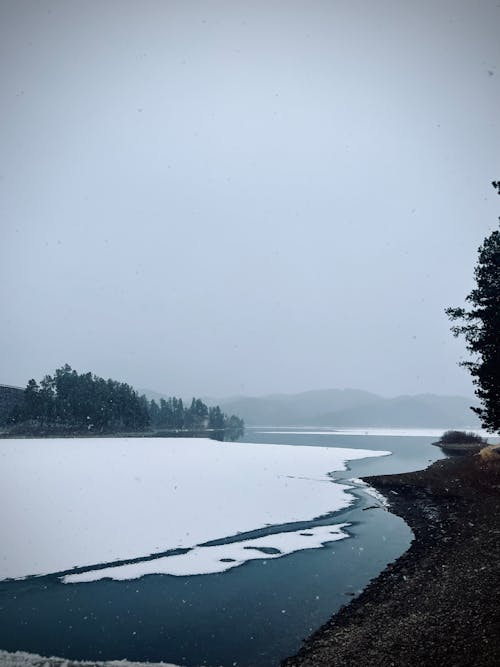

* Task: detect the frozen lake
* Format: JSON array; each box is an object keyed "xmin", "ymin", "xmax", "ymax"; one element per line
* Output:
[
  {"xmin": 0, "ymin": 437, "xmax": 389, "ymax": 581},
  {"xmin": 0, "ymin": 431, "xmax": 445, "ymax": 666}
]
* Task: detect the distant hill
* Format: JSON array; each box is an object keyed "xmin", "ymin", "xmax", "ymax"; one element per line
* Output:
[
  {"xmin": 211, "ymin": 389, "xmax": 480, "ymax": 428},
  {"xmin": 314, "ymin": 393, "xmax": 481, "ymax": 428},
  {"xmin": 211, "ymin": 389, "xmax": 379, "ymax": 426}
]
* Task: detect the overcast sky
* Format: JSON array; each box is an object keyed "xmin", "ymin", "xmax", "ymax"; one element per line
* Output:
[{"xmin": 1, "ymin": 0, "xmax": 499, "ymax": 399}]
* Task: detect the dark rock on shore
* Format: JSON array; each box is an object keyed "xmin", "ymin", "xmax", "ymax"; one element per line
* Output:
[{"xmin": 283, "ymin": 450, "xmax": 500, "ymax": 667}]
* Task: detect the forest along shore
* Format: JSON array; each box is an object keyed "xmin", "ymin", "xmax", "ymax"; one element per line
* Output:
[{"xmin": 282, "ymin": 450, "xmax": 500, "ymax": 667}]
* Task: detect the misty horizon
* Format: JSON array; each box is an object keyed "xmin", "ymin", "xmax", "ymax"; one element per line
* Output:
[
  {"xmin": 138, "ymin": 383, "xmax": 479, "ymax": 405},
  {"xmin": 2, "ymin": 373, "xmax": 478, "ymax": 402}
]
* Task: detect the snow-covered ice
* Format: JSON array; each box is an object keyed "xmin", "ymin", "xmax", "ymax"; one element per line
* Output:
[
  {"xmin": 63, "ymin": 523, "xmax": 350, "ymax": 582},
  {"xmin": 0, "ymin": 650, "xmax": 182, "ymax": 667},
  {"xmin": 255, "ymin": 428, "xmax": 454, "ymax": 437},
  {"xmin": 0, "ymin": 438, "xmax": 389, "ymax": 581}
]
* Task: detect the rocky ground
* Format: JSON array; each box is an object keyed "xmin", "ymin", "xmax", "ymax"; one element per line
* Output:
[{"xmin": 282, "ymin": 448, "xmax": 500, "ymax": 667}]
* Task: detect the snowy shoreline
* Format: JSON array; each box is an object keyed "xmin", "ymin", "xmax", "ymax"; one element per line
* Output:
[{"xmin": 0, "ymin": 650, "xmax": 182, "ymax": 667}]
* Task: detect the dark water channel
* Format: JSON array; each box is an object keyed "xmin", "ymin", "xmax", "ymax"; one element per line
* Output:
[{"xmin": 0, "ymin": 430, "xmax": 445, "ymax": 667}]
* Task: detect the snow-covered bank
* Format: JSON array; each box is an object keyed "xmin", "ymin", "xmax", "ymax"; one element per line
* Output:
[
  {"xmin": 347, "ymin": 478, "xmax": 390, "ymax": 508},
  {"xmin": 0, "ymin": 650, "xmax": 181, "ymax": 667},
  {"xmin": 0, "ymin": 438, "xmax": 389, "ymax": 581}
]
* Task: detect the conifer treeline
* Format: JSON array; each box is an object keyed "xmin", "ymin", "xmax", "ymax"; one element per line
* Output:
[
  {"xmin": 148, "ymin": 396, "xmax": 238, "ymax": 433},
  {"xmin": 7, "ymin": 364, "xmax": 244, "ymax": 439}
]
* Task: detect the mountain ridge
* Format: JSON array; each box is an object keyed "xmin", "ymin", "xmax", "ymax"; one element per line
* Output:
[
  {"xmin": 139, "ymin": 387, "xmax": 480, "ymax": 429},
  {"xmin": 212, "ymin": 389, "xmax": 480, "ymax": 428}
]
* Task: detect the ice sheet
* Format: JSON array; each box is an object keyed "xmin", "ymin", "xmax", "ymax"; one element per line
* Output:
[
  {"xmin": 255, "ymin": 428, "xmax": 450, "ymax": 437},
  {"xmin": 0, "ymin": 438, "xmax": 389, "ymax": 580}
]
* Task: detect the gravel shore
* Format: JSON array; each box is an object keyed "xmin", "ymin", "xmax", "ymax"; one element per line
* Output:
[{"xmin": 282, "ymin": 450, "xmax": 500, "ymax": 667}]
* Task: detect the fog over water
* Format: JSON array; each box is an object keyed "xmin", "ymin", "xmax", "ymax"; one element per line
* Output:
[{"xmin": 1, "ymin": 1, "xmax": 499, "ymax": 398}]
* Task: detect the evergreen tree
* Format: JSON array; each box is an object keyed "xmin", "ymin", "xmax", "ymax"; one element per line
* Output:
[
  {"xmin": 38, "ymin": 375, "xmax": 56, "ymax": 425},
  {"xmin": 24, "ymin": 379, "xmax": 41, "ymax": 421},
  {"xmin": 158, "ymin": 398, "xmax": 172, "ymax": 428},
  {"xmin": 173, "ymin": 397, "xmax": 185, "ymax": 429},
  {"xmin": 446, "ymin": 182, "xmax": 500, "ymax": 432},
  {"xmin": 208, "ymin": 405, "xmax": 225, "ymax": 429},
  {"xmin": 225, "ymin": 414, "xmax": 245, "ymax": 441},
  {"xmin": 149, "ymin": 399, "xmax": 161, "ymax": 428},
  {"xmin": 188, "ymin": 398, "xmax": 208, "ymax": 428}
]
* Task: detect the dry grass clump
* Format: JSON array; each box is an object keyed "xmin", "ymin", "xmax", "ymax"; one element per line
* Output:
[{"xmin": 479, "ymin": 445, "xmax": 500, "ymax": 463}]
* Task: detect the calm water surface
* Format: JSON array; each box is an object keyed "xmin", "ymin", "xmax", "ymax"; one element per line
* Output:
[{"xmin": 0, "ymin": 429, "xmax": 445, "ymax": 667}]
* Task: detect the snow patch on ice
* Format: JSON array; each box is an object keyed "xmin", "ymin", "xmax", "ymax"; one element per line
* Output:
[{"xmin": 63, "ymin": 523, "xmax": 350, "ymax": 582}]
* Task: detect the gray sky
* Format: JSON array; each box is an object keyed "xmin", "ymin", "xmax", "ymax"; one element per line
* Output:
[{"xmin": 1, "ymin": 0, "xmax": 499, "ymax": 398}]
